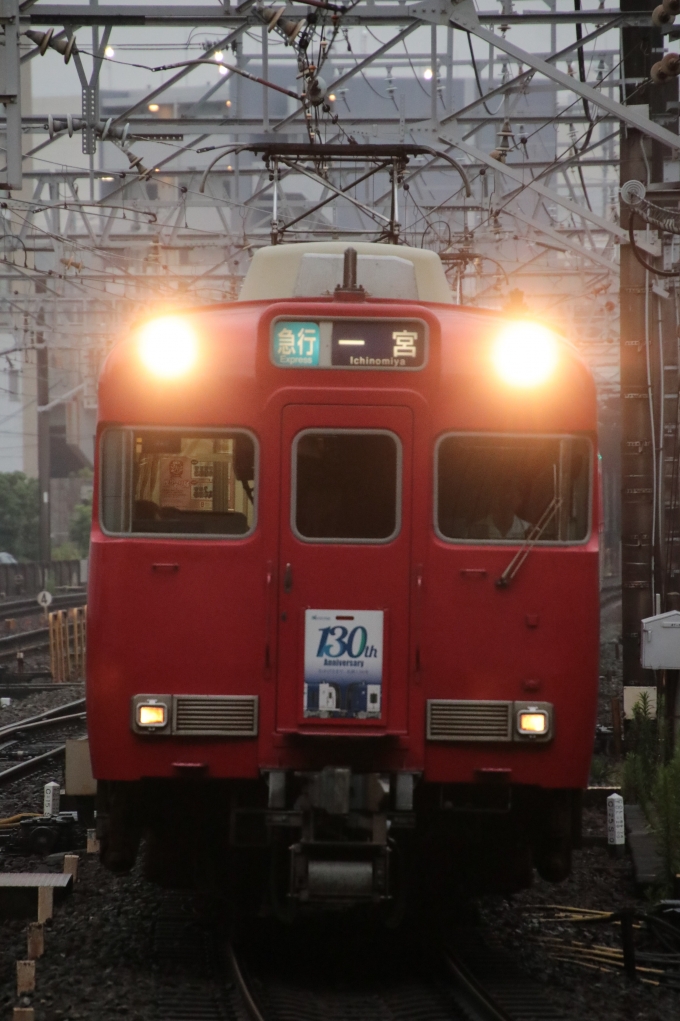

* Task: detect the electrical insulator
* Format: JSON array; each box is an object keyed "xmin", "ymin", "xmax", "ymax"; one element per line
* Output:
[
  {"xmin": 652, "ymin": 5, "xmax": 675, "ymax": 28},
  {"xmin": 306, "ymin": 76, "xmax": 327, "ymax": 106},
  {"xmin": 651, "ymin": 51, "xmax": 680, "ymax": 82},
  {"xmin": 24, "ymin": 28, "xmax": 76, "ymax": 63}
]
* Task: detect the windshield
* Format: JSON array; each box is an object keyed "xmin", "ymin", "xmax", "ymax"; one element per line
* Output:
[
  {"xmin": 101, "ymin": 428, "xmax": 256, "ymax": 536},
  {"xmin": 436, "ymin": 434, "xmax": 590, "ymax": 543},
  {"xmin": 294, "ymin": 430, "xmax": 400, "ymax": 543}
]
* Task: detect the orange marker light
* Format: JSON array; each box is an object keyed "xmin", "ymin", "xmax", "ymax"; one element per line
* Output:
[
  {"xmin": 137, "ymin": 704, "xmax": 166, "ymax": 727},
  {"xmin": 518, "ymin": 711, "xmax": 548, "ymax": 735}
]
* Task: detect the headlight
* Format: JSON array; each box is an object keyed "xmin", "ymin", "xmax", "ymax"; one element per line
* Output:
[
  {"xmin": 492, "ymin": 321, "xmax": 558, "ymax": 387},
  {"xmin": 517, "ymin": 710, "xmax": 548, "ymax": 735},
  {"xmin": 136, "ymin": 701, "xmax": 168, "ymax": 728},
  {"xmin": 138, "ymin": 316, "xmax": 197, "ymax": 379},
  {"xmin": 515, "ymin": 701, "xmax": 553, "ymax": 741},
  {"xmin": 132, "ymin": 694, "xmax": 172, "ymax": 734}
]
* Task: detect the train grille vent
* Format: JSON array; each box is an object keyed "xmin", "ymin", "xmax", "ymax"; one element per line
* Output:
[
  {"xmin": 173, "ymin": 696, "xmax": 258, "ymax": 737},
  {"xmin": 427, "ymin": 700, "xmax": 512, "ymax": 742}
]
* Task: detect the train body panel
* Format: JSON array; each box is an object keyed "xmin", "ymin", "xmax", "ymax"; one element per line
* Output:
[{"xmin": 87, "ymin": 244, "xmax": 599, "ymax": 902}]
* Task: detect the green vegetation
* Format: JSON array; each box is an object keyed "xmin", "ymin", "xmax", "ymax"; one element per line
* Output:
[
  {"xmin": 653, "ymin": 751, "xmax": 680, "ymax": 888},
  {"xmin": 68, "ymin": 468, "xmax": 93, "ymax": 559},
  {"xmin": 0, "ymin": 472, "xmax": 39, "ymax": 560},
  {"xmin": 52, "ymin": 492, "xmax": 92, "ymax": 561},
  {"xmin": 623, "ymin": 692, "xmax": 680, "ymax": 893},
  {"xmin": 622, "ymin": 691, "xmax": 659, "ymax": 808},
  {"xmin": 589, "ymin": 754, "xmax": 614, "ymax": 786},
  {"xmin": 51, "ymin": 540, "xmax": 83, "ymax": 561},
  {"xmin": 68, "ymin": 498, "xmax": 92, "ymax": 558},
  {"xmin": 0, "ymin": 469, "xmax": 92, "ymax": 563}
]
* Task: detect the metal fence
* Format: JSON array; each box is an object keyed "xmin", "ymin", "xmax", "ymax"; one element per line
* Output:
[{"xmin": 0, "ymin": 560, "xmax": 84, "ymax": 600}]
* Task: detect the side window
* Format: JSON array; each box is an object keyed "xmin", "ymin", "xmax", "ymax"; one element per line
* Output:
[
  {"xmin": 101, "ymin": 429, "xmax": 256, "ymax": 536},
  {"xmin": 294, "ymin": 430, "xmax": 400, "ymax": 542},
  {"xmin": 436, "ymin": 435, "xmax": 591, "ymax": 544},
  {"xmin": 101, "ymin": 429, "xmax": 132, "ymax": 534}
]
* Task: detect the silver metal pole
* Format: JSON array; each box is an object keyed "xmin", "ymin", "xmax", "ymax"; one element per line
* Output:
[
  {"xmin": 431, "ymin": 25, "xmax": 438, "ymax": 127},
  {"xmin": 262, "ymin": 27, "xmax": 269, "ymax": 132}
]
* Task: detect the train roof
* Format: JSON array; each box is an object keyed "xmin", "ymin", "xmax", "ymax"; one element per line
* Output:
[{"xmin": 239, "ymin": 242, "xmax": 452, "ymax": 304}]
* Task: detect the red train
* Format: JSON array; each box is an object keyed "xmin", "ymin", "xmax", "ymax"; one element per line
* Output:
[{"xmin": 87, "ymin": 241, "xmax": 599, "ymax": 912}]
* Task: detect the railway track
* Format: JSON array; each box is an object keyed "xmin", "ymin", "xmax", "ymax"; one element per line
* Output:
[
  {"xmin": 221, "ymin": 924, "xmax": 564, "ymax": 1021},
  {"xmin": 227, "ymin": 946, "xmax": 523, "ymax": 1021},
  {"xmin": 0, "ymin": 592, "xmax": 87, "ymax": 663},
  {"xmin": 0, "ymin": 591, "xmax": 86, "ymax": 621},
  {"xmin": 0, "ymin": 626, "xmax": 50, "ymax": 661},
  {"xmin": 148, "ymin": 903, "xmax": 564, "ymax": 1021},
  {"xmin": 0, "ymin": 698, "xmax": 86, "ymax": 784}
]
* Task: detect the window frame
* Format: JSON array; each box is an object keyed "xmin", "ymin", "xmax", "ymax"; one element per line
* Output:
[
  {"xmin": 291, "ymin": 427, "xmax": 403, "ymax": 545},
  {"xmin": 99, "ymin": 424, "xmax": 259, "ymax": 540},
  {"xmin": 433, "ymin": 431, "xmax": 593, "ymax": 547}
]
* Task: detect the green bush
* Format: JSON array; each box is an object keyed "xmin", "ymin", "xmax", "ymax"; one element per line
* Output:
[
  {"xmin": 0, "ymin": 472, "xmax": 39, "ymax": 560},
  {"xmin": 589, "ymin": 754, "xmax": 613, "ymax": 786},
  {"xmin": 651, "ymin": 748, "xmax": 680, "ymax": 889},
  {"xmin": 68, "ymin": 500, "xmax": 92, "ymax": 558},
  {"xmin": 622, "ymin": 692, "xmax": 680, "ymax": 894},
  {"xmin": 51, "ymin": 540, "xmax": 82, "ymax": 561},
  {"xmin": 622, "ymin": 692, "xmax": 659, "ymax": 809}
]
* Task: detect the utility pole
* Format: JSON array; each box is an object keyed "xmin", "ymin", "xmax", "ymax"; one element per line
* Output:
[
  {"xmin": 36, "ymin": 317, "xmax": 50, "ymax": 565},
  {"xmin": 0, "ymin": 0, "xmax": 22, "ymax": 191},
  {"xmin": 620, "ymin": 0, "xmax": 678, "ymax": 684}
]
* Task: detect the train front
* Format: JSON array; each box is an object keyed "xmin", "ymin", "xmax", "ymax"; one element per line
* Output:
[{"xmin": 87, "ymin": 242, "xmax": 599, "ymax": 911}]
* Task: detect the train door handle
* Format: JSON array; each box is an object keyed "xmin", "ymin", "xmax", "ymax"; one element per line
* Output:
[{"xmin": 284, "ymin": 563, "xmax": 293, "ymax": 593}]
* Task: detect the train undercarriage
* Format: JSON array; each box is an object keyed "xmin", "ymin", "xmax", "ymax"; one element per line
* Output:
[{"xmin": 96, "ymin": 768, "xmax": 581, "ymax": 915}]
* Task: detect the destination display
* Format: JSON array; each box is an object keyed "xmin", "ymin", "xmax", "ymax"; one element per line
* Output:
[{"xmin": 271, "ymin": 318, "xmax": 426, "ymax": 370}]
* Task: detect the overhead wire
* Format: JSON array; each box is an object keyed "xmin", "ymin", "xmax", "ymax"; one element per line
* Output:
[
  {"xmin": 0, "ymin": 16, "xmax": 649, "ymax": 346},
  {"xmin": 466, "ymin": 32, "xmax": 504, "ymax": 117}
]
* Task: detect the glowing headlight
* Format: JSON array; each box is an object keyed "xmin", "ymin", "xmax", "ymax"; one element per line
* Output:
[
  {"xmin": 517, "ymin": 710, "xmax": 548, "ymax": 735},
  {"xmin": 492, "ymin": 321, "xmax": 558, "ymax": 387},
  {"xmin": 138, "ymin": 316, "xmax": 197, "ymax": 379},
  {"xmin": 137, "ymin": 703, "xmax": 167, "ymax": 728}
]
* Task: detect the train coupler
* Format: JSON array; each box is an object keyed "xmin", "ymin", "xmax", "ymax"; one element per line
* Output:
[
  {"xmin": 289, "ymin": 842, "xmax": 390, "ymax": 904},
  {"xmin": 260, "ymin": 766, "xmax": 418, "ymax": 905}
]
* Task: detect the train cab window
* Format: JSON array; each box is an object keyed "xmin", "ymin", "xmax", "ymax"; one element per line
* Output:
[
  {"xmin": 100, "ymin": 428, "xmax": 256, "ymax": 536},
  {"xmin": 294, "ymin": 430, "xmax": 400, "ymax": 542},
  {"xmin": 436, "ymin": 434, "xmax": 591, "ymax": 544}
]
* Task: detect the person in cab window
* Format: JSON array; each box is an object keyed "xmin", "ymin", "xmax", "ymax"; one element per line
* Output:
[{"xmin": 469, "ymin": 480, "xmax": 531, "ymax": 541}]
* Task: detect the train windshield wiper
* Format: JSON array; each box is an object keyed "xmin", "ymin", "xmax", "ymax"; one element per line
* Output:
[{"xmin": 496, "ymin": 497, "xmax": 562, "ymax": 589}]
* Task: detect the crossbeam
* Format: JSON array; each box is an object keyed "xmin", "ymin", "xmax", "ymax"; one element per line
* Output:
[{"xmin": 455, "ymin": 18, "xmax": 680, "ymax": 155}]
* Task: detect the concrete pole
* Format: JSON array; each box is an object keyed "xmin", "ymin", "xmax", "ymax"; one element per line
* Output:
[{"xmin": 36, "ymin": 325, "xmax": 50, "ymax": 565}]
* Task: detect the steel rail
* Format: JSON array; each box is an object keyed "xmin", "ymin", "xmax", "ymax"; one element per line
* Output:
[
  {"xmin": 443, "ymin": 949, "xmax": 515, "ymax": 1021},
  {"xmin": 227, "ymin": 943, "xmax": 267, "ymax": 1021},
  {"xmin": 0, "ymin": 627, "xmax": 49, "ymax": 660},
  {"xmin": 0, "ymin": 699, "xmax": 86, "ymax": 739},
  {"xmin": 0, "ymin": 712, "xmax": 86, "ymax": 739},
  {"xmin": 0, "ymin": 685, "xmax": 82, "ymax": 696},
  {"xmin": 0, "ymin": 744, "xmax": 67, "ymax": 785},
  {"xmin": 230, "ymin": 937, "xmax": 522, "ymax": 1021},
  {"xmin": 0, "ymin": 592, "xmax": 86, "ymax": 621}
]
